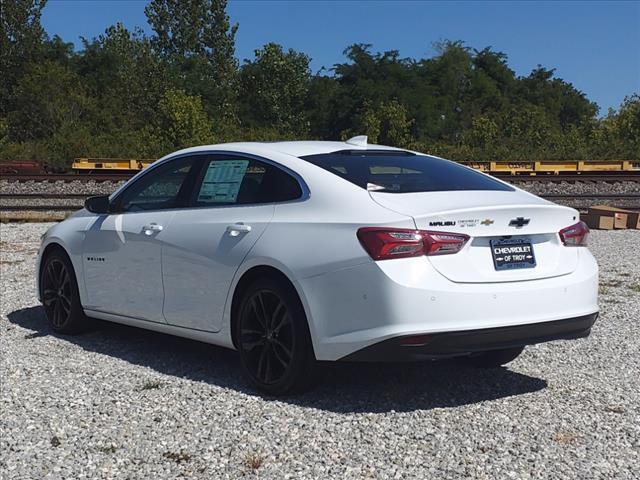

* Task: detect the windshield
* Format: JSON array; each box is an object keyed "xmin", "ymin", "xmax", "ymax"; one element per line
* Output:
[{"xmin": 299, "ymin": 150, "xmax": 514, "ymax": 193}]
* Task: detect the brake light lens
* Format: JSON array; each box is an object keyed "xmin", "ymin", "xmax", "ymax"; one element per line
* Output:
[
  {"xmin": 559, "ymin": 221, "xmax": 589, "ymax": 246},
  {"xmin": 422, "ymin": 232, "xmax": 470, "ymax": 255},
  {"xmin": 357, "ymin": 227, "xmax": 469, "ymax": 260}
]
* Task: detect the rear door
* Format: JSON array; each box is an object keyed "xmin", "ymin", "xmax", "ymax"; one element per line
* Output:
[{"xmin": 161, "ymin": 154, "xmax": 303, "ymax": 332}]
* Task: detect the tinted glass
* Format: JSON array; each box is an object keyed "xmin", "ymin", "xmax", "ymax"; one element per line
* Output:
[
  {"xmin": 191, "ymin": 156, "xmax": 302, "ymax": 206},
  {"xmin": 300, "ymin": 150, "xmax": 513, "ymax": 193},
  {"xmin": 118, "ymin": 157, "xmax": 195, "ymax": 211}
]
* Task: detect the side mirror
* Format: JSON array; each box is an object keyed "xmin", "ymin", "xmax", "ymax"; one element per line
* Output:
[{"xmin": 84, "ymin": 195, "xmax": 111, "ymax": 214}]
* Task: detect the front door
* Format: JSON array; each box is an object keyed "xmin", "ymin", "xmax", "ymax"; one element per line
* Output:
[
  {"xmin": 82, "ymin": 156, "xmax": 198, "ymax": 322},
  {"xmin": 82, "ymin": 211, "xmax": 173, "ymax": 322}
]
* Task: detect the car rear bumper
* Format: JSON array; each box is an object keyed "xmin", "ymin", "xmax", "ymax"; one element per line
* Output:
[
  {"xmin": 300, "ymin": 248, "xmax": 598, "ymax": 361},
  {"xmin": 339, "ymin": 312, "xmax": 598, "ymax": 361}
]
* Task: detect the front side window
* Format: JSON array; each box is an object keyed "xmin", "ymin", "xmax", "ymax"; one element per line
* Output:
[
  {"xmin": 191, "ymin": 156, "xmax": 302, "ymax": 206},
  {"xmin": 299, "ymin": 150, "xmax": 514, "ymax": 193},
  {"xmin": 117, "ymin": 156, "xmax": 196, "ymax": 212}
]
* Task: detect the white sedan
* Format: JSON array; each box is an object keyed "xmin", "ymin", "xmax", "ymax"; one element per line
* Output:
[{"xmin": 36, "ymin": 138, "xmax": 599, "ymax": 394}]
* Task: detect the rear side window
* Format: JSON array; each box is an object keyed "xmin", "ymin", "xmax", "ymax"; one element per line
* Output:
[
  {"xmin": 299, "ymin": 150, "xmax": 513, "ymax": 193},
  {"xmin": 190, "ymin": 156, "xmax": 302, "ymax": 206}
]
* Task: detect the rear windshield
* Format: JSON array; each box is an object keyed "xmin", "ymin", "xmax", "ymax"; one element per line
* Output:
[{"xmin": 299, "ymin": 150, "xmax": 513, "ymax": 193}]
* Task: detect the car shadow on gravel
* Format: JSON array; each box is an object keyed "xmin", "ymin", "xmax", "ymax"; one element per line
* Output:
[{"xmin": 8, "ymin": 306, "xmax": 547, "ymax": 413}]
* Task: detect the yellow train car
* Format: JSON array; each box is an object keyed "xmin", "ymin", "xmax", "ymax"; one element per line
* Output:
[
  {"xmin": 460, "ymin": 159, "xmax": 640, "ymax": 175},
  {"xmin": 72, "ymin": 158, "xmax": 154, "ymax": 173},
  {"xmin": 71, "ymin": 157, "xmax": 640, "ymax": 175}
]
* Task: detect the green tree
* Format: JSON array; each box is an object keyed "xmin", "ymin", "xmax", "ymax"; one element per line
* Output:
[
  {"xmin": 347, "ymin": 100, "xmax": 413, "ymax": 146},
  {"xmin": 499, "ymin": 105, "xmax": 555, "ymax": 159},
  {"xmin": 1, "ymin": 1, "xmax": 637, "ymax": 168},
  {"xmin": 590, "ymin": 95, "xmax": 640, "ymax": 159},
  {"xmin": 0, "ymin": 117, "xmax": 8, "ymax": 148},
  {"xmin": 77, "ymin": 23, "xmax": 173, "ymax": 133},
  {"xmin": 7, "ymin": 60, "xmax": 90, "ymax": 142},
  {"xmin": 239, "ymin": 43, "xmax": 311, "ymax": 136},
  {"xmin": 145, "ymin": 0, "xmax": 238, "ymax": 122},
  {"xmin": 327, "ymin": 44, "xmax": 426, "ymax": 140},
  {"xmin": 306, "ymin": 74, "xmax": 341, "ymax": 139},
  {"xmin": 614, "ymin": 94, "xmax": 640, "ymax": 158},
  {"xmin": 155, "ymin": 88, "xmax": 214, "ymax": 150},
  {"xmin": 518, "ymin": 66, "xmax": 597, "ymax": 128},
  {"xmin": 0, "ymin": 0, "xmax": 47, "ymax": 114},
  {"xmin": 465, "ymin": 116, "xmax": 499, "ymax": 155}
]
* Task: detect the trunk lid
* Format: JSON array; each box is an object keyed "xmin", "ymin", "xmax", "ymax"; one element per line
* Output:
[{"xmin": 370, "ymin": 190, "xmax": 580, "ymax": 283}]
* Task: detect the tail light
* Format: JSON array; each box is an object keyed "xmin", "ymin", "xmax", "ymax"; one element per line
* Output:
[
  {"xmin": 357, "ymin": 227, "xmax": 469, "ymax": 260},
  {"xmin": 559, "ymin": 221, "xmax": 589, "ymax": 246}
]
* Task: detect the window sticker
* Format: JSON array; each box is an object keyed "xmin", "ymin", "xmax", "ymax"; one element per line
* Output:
[{"xmin": 198, "ymin": 160, "xmax": 249, "ymax": 203}]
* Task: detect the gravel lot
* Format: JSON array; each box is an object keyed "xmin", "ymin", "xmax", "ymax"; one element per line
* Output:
[
  {"xmin": 4, "ymin": 179, "xmax": 640, "ymax": 219},
  {"xmin": 0, "ymin": 180, "xmax": 124, "ymax": 196},
  {"xmin": 1, "ymin": 223, "xmax": 638, "ymax": 479},
  {"xmin": 4, "ymin": 178, "xmax": 640, "ymax": 197},
  {"xmin": 516, "ymin": 180, "xmax": 640, "ymax": 196}
]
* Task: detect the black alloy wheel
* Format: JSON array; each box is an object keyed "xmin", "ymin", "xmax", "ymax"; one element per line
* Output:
[
  {"xmin": 240, "ymin": 289, "xmax": 294, "ymax": 384},
  {"xmin": 42, "ymin": 258, "xmax": 73, "ymax": 329},
  {"xmin": 236, "ymin": 277, "xmax": 316, "ymax": 395},
  {"xmin": 40, "ymin": 250, "xmax": 87, "ymax": 334}
]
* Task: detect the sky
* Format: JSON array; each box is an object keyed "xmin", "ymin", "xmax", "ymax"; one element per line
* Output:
[{"xmin": 41, "ymin": 0, "xmax": 640, "ymax": 114}]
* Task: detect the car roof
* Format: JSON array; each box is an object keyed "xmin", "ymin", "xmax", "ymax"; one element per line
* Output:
[{"xmin": 166, "ymin": 140, "xmax": 408, "ymax": 159}]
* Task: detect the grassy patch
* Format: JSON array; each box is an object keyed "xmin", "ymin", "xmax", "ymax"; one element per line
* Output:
[
  {"xmin": 553, "ymin": 431, "xmax": 577, "ymax": 445},
  {"xmin": 629, "ymin": 284, "xmax": 640, "ymax": 293},
  {"xmin": 138, "ymin": 380, "xmax": 163, "ymax": 391},
  {"xmin": 163, "ymin": 451, "xmax": 192, "ymax": 464},
  {"xmin": 97, "ymin": 444, "xmax": 118, "ymax": 454},
  {"xmin": 24, "ymin": 331, "xmax": 44, "ymax": 339},
  {"xmin": 245, "ymin": 452, "xmax": 264, "ymax": 471},
  {"xmin": 602, "ymin": 298, "xmax": 622, "ymax": 304},
  {"xmin": 0, "ymin": 243, "xmax": 38, "ymax": 253},
  {"xmin": 605, "ymin": 405, "xmax": 625, "ymax": 414},
  {"xmin": 599, "ymin": 279, "xmax": 625, "ymax": 295},
  {"xmin": 0, "ymin": 212, "xmax": 67, "ymax": 223},
  {"xmin": 0, "ymin": 259, "xmax": 24, "ymax": 265}
]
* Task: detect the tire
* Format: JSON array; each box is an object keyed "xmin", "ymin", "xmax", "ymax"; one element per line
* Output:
[
  {"xmin": 40, "ymin": 249, "xmax": 87, "ymax": 334},
  {"xmin": 234, "ymin": 276, "xmax": 317, "ymax": 395},
  {"xmin": 457, "ymin": 346, "xmax": 525, "ymax": 368}
]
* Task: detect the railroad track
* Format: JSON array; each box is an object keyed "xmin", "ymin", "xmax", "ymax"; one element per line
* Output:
[
  {"xmin": 2, "ymin": 172, "xmax": 640, "ymax": 183},
  {"xmin": 4, "ymin": 193, "xmax": 640, "ymax": 199},
  {"xmin": 539, "ymin": 194, "xmax": 640, "ymax": 199},
  {"xmin": 503, "ymin": 173, "xmax": 640, "ymax": 183},
  {"xmin": 0, "ymin": 206, "xmax": 81, "ymax": 211},
  {"xmin": 0, "ymin": 193, "xmax": 89, "ymax": 212},
  {"xmin": 0, "ymin": 193, "xmax": 91, "ymax": 198},
  {"xmin": 1, "ymin": 174, "xmax": 132, "ymax": 183},
  {"xmin": 2, "ymin": 193, "xmax": 639, "ymax": 214}
]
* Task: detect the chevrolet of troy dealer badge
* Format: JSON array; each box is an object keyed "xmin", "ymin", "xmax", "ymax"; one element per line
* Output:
[{"xmin": 458, "ymin": 219, "xmax": 479, "ymax": 228}]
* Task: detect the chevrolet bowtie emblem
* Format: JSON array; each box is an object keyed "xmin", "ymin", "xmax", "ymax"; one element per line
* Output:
[
  {"xmin": 480, "ymin": 218, "xmax": 494, "ymax": 226},
  {"xmin": 509, "ymin": 217, "xmax": 530, "ymax": 228}
]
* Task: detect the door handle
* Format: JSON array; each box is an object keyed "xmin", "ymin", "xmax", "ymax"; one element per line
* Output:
[
  {"xmin": 226, "ymin": 223, "xmax": 252, "ymax": 237},
  {"xmin": 143, "ymin": 223, "xmax": 163, "ymax": 235}
]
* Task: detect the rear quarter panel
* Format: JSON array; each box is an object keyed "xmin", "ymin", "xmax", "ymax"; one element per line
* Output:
[{"xmin": 218, "ymin": 161, "xmax": 417, "ymax": 352}]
